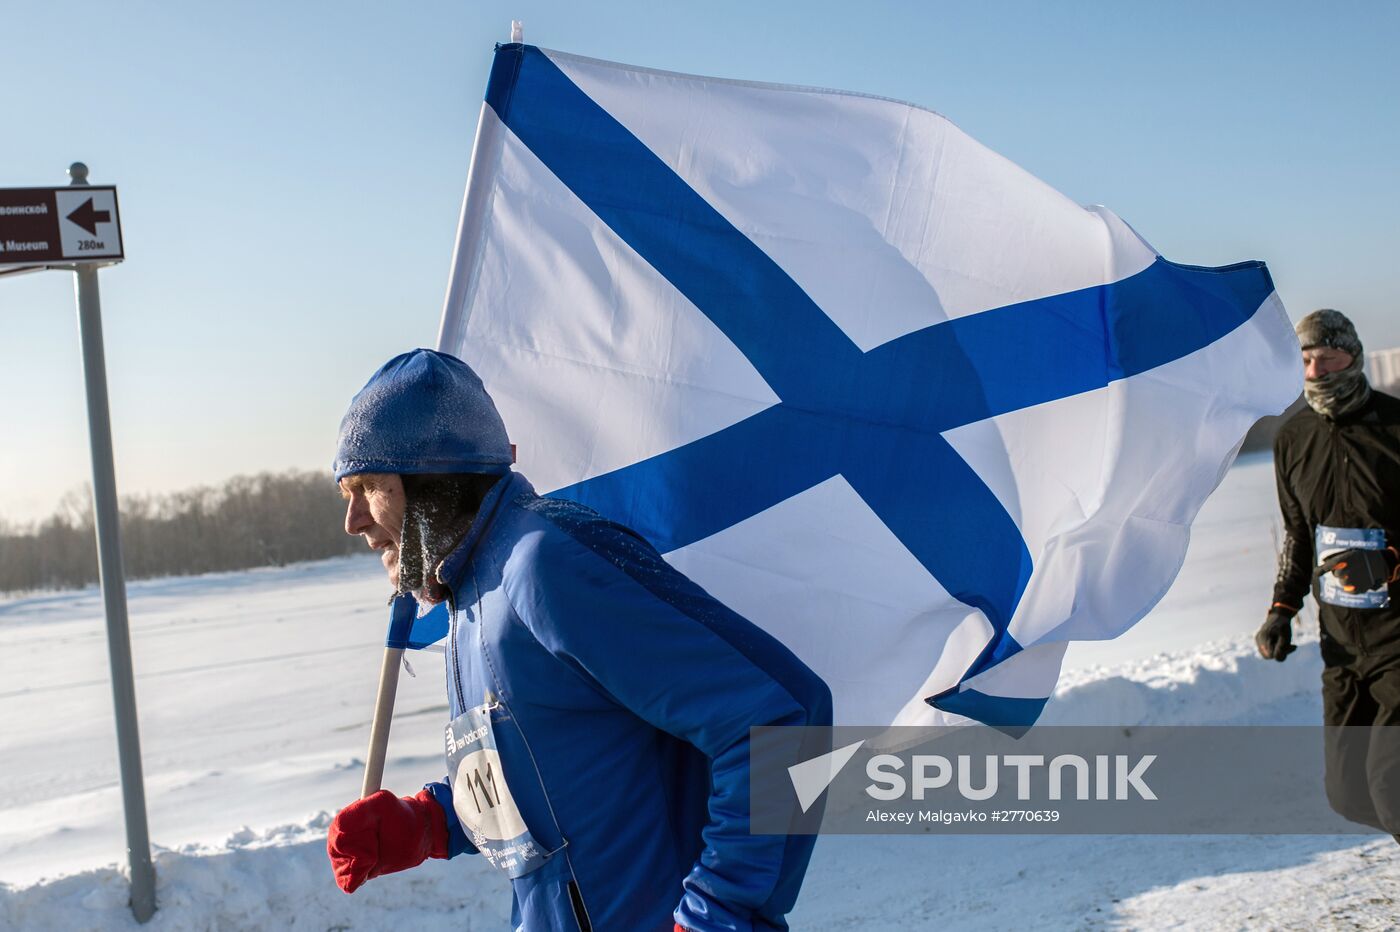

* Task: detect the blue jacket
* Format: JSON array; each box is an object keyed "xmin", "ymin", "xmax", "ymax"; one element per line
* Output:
[{"xmin": 422, "ymin": 471, "xmax": 831, "ymax": 931}]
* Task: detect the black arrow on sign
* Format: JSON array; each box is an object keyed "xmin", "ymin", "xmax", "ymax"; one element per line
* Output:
[{"xmin": 66, "ymin": 198, "xmax": 112, "ymax": 235}]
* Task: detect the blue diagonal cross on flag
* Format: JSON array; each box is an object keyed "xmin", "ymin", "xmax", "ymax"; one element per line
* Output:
[{"xmin": 431, "ymin": 44, "xmax": 1301, "ymax": 728}]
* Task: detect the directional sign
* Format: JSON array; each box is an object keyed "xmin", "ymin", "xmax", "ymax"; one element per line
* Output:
[{"xmin": 0, "ymin": 186, "xmax": 123, "ymax": 271}]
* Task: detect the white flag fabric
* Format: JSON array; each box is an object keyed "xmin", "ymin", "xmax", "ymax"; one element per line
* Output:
[{"xmin": 434, "ymin": 43, "xmax": 1302, "ymax": 728}]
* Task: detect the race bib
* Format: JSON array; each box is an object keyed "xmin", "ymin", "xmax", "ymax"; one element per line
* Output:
[
  {"xmin": 1315, "ymin": 525, "xmax": 1390, "ymax": 609},
  {"xmin": 445, "ymin": 697, "xmax": 551, "ymax": 877}
]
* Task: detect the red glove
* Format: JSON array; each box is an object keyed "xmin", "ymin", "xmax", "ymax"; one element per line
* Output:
[{"xmin": 327, "ymin": 789, "xmax": 449, "ymax": 893}]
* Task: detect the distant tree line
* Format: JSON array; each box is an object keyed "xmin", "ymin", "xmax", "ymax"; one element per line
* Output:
[{"xmin": 0, "ymin": 470, "xmax": 360, "ymax": 595}]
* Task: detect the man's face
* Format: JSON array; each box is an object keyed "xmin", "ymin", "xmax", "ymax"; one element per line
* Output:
[
  {"xmin": 341, "ymin": 473, "xmax": 407, "ymax": 588},
  {"xmin": 1302, "ymin": 346, "xmax": 1354, "ymax": 381}
]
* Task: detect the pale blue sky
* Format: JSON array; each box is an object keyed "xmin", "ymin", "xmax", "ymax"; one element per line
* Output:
[{"xmin": 2, "ymin": 0, "xmax": 1396, "ymax": 525}]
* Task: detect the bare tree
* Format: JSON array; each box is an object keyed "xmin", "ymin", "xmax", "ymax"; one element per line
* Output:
[{"xmin": 0, "ymin": 470, "xmax": 358, "ymax": 595}]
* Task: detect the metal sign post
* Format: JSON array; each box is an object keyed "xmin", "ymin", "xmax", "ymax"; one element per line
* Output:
[{"xmin": 1, "ymin": 164, "xmax": 154, "ymax": 922}]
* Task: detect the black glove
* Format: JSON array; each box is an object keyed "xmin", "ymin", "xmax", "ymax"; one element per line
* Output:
[
  {"xmin": 1255, "ymin": 610, "xmax": 1296, "ymax": 662},
  {"xmin": 1319, "ymin": 547, "xmax": 1399, "ymax": 594}
]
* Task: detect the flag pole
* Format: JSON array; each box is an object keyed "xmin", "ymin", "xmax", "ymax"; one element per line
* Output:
[
  {"xmin": 366, "ymin": 20, "xmax": 520, "ymax": 797},
  {"xmin": 366, "ymin": 18, "xmax": 520, "ymax": 794},
  {"xmin": 360, "ymin": 645, "xmax": 405, "ymax": 797},
  {"xmin": 361, "ymin": 593, "xmax": 418, "ymax": 796}
]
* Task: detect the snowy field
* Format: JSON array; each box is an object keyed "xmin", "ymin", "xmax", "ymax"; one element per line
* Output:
[{"xmin": 2, "ymin": 452, "xmax": 1395, "ymax": 930}]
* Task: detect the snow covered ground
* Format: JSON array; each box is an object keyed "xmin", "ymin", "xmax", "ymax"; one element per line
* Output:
[{"xmin": 2, "ymin": 453, "xmax": 1395, "ymax": 930}]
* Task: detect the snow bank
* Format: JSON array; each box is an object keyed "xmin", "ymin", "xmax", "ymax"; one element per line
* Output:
[
  {"xmin": 1114, "ymin": 837, "xmax": 1398, "ymax": 931},
  {"xmin": 795, "ymin": 831, "xmax": 1398, "ymax": 930},
  {"xmin": 0, "ymin": 816, "xmax": 510, "ymax": 932},
  {"xmin": 1047, "ymin": 631, "xmax": 1323, "ymax": 726}
]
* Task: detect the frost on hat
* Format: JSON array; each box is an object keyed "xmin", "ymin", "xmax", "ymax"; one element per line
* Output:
[
  {"xmin": 334, "ymin": 349, "xmax": 513, "ymax": 481},
  {"xmin": 1295, "ymin": 308, "xmax": 1362, "ymax": 357}
]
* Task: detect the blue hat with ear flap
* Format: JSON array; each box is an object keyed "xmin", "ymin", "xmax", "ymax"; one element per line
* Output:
[{"xmin": 334, "ymin": 349, "xmax": 513, "ymax": 481}]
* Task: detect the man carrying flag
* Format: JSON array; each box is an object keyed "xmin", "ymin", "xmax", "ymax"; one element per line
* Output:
[
  {"xmin": 326, "ymin": 33, "xmax": 1302, "ymax": 929},
  {"xmin": 326, "ymin": 349, "xmax": 832, "ymax": 931}
]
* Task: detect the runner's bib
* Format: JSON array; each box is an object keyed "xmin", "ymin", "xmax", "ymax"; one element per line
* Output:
[
  {"xmin": 445, "ymin": 697, "xmax": 552, "ymax": 877},
  {"xmin": 1315, "ymin": 525, "xmax": 1390, "ymax": 609}
]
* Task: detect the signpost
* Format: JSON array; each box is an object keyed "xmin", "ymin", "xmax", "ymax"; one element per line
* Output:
[
  {"xmin": 1, "ymin": 165, "xmax": 154, "ymax": 923},
  {"xmin": 0, "ymin": 183, "xmax": 123, "ymax": 273}
]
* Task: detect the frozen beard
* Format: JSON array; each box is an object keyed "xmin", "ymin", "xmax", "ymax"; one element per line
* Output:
[
  {"xmin": 1296, "ymin": 308, "xmax": 1371, "ymax": 420},
  {"xmin": 395, "ymin": 473, "xmax": 501, "ymax": 603}
]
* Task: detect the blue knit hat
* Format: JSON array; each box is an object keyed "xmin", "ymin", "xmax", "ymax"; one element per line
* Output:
[{"xmin": 334, "ymin": 349, "xmax": 512, "ymax": 481}]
